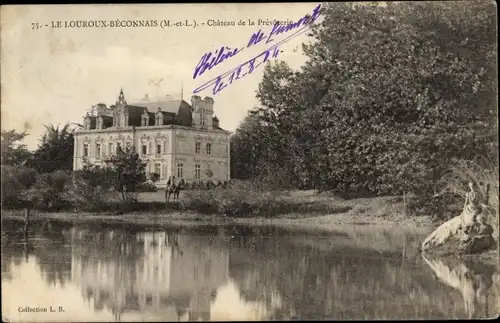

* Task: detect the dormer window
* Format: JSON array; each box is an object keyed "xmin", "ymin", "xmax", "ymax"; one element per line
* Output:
[
  {"xmin": 84, "ymin": 116, "xmax": 91, "ymax": 130},
  {"xmin": 123, "ymin": 112, "xmax": 129, "ymax": 126},
  {"xmin": 141, "ymin": 112, "xmax": 149, "ymax": 126},
  {"xmin": 96, "ymin": 116, "xmax": 103, "ymax": 129},
  {"xmin": 156, "ymin": 108, "xmax": 162, "ymax": 126}
]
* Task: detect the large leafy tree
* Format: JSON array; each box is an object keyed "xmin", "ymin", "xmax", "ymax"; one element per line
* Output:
[
  {"xmin": 108, "ymin": 146, "xmax": 147, "ymax": 202},
  {"xmin": 230, "ymin": 112, "xmax": 270, "ymax": 180},
  {"xmin": 238, "ymin": 1, "xmax": 497, "ymax": 198},
  {"xmin": 30, "ymin": 124, "xmax": 75, "ymax": 173},
  {"xmin": 303, "ymin": 1, "xmax": 496, "ymax": 194},
  {"xmin": 230, "ymin": 108, "xmax": 304, "ymax": 188},
  {"xmin": 1, "ymin": 130, "xmax": 32, "ymax": 166}
]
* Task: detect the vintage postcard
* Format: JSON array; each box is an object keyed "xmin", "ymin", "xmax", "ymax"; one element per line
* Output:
[{"xmin": 1, "ymin": 1, "xmax": 499, "ymax": 322}]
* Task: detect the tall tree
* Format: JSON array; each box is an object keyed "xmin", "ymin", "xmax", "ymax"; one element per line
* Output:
[
  {"xmin": 109, "ymin": 146, "xmax": 147, "ymax": 202},
  {"xmin": 248, "ymin": 1, "xmax": 497, "ymax": 197},
  {"xmin": 30, "ymin": 124, "xmax": 75, "ymax": 173},
  {"xmin": 230, "ymin": 112, "xmax": 268, "ymax": 180},
  {"xmin": 0, "ymin": 130, "xmax": 32, "ymax": 166}
]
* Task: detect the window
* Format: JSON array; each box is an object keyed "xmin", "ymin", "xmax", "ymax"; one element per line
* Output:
[
  {"xmin": 177, "ymin": 163, "xmax": 183, "ymax": 179},
  {"xmin": 154, "ymin": 163, "xmax": 161, "ymax": 177},
  {"xmin": 141, "ymin": 144, "xmax": 147, "ymax": 155},
  {"xmin": 162, "ymin": 164, "xmax": 168, "ymax": 180},
  {"xmin": 195, "ymin": 142, "xmax": 201, "ymax": 154},
  {"xmin": 200, "ymin": 108, "xmax": 206, "ymax": 126},
  {"xmin": 108, "ymin": 143, "xmax": 113, "ymax": 155},
  {"xmin": 96, "ymin": 143, "xmax": 101, "ymax": 156},
  {"xmin": 156, "ymin": 144, "xmax": 161, "ymax": 155},
  {"xmin": 206, "ymin": 143, "xmax": 211, "ymax": 155},
  {"xmin": 195, "ymin": 164, "xmax": 201, "ymax": 180},
  {"xmin": 116, "ymin": 143, "xmax": 121, "ymax": 153},
  {"xmin": 83, "ymin": 144, "xmax": 89, "ymax": 157}
]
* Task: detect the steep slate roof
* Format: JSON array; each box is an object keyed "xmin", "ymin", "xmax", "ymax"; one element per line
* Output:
[
  {"xmin": 129, "ymin": 100, "xmax": 190, "ymax": 114},
  {"xmin": 101, "ymin": 115, "xmax": 113, "ymax": 128},
  {"xmin": 175, "ymin": 101, "xmax": 193, "ymax": 126},
  {"xmin": 125, "ymin": 105, "xmax": 147, "ymax": 126},
  {"xmin": 121, "ymin": 100, "xmax": 194, "ymax": 127},
  {"xmin": 83, "ymin": 98, "xmax": 229, "ymax": 130}
]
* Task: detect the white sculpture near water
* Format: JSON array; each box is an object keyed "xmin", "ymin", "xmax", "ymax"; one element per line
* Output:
[{"xmin": 421, "ymin": 182, "xmax": 495, "ymax": 255}]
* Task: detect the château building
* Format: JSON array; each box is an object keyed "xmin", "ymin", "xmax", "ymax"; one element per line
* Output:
[{"xmin": 73, "ymin": 89, "xmax": 231, "ymax": 188}]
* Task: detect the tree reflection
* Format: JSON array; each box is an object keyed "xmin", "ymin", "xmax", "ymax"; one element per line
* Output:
[
  {"xmin": 1, "ymin": 220, "xmax": 73, "ymax": 286},
  {"xmin": 32, "ymin": 222, "xmax": 73, "ymax": 287},
  {"xmin": 227, "ymin": 230, "xmax": 498, "ymax": 320},
  {"xmin": 422, "ymin": 254, "xmax": 499, "ymax": 319},
  {"xmin": 1, "ymin": 226, "xmax": 27, "ymax": 281}
]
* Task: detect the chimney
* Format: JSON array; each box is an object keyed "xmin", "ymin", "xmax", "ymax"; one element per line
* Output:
[
  {"xmin": 213, "ymin": 116, "xmax": 219, "ymax": 128},
  {"xmin": 203, "ymin": 96, "xmax": 214, "ymax": 105},
  {"xmin": 190, "ymin": 95, "xmax": 201, "ymax": 110}
]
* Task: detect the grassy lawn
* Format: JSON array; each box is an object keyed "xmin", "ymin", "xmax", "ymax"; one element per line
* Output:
[
  {"xmin": 137, "ymin": 189, "xmax": 415, "ymax": 222},
  {"xmin": 2, "ymin": 189, "xmax": 437, "ymax": 235},
  {"xmin": 138, "ymin": 191, "xmax": 168, "ymax": 203},
  {"xmin": 2, "ymin": 189, "xmax": 434, "ymax": 230}
]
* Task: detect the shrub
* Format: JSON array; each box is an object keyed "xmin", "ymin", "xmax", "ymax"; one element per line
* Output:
[
  {"xmin": 66, "ymin": 148, "xmax": 148, "ymax": 211},
  {"xmin": 65, "ymin": 164, "xmax": 118, "ymax": 212},
  {"xmin": 444, "ymin": 159, "xmax": 499, "ymax": 236},
  {"xmin": 182, "ymin": 181, "xmax": 284, "ymax": 217},
  {"xmin": 1, "ymin": 165, "xmax": 37, "ymax": 208},
  {"xmin": 24, "ymin": 170, "xmax": 71, "ymax": 210},
  {"xmin": 406, "ymin": 187, "xmax": 463, "ymax": 220},
  {"xmin": 409, "ymin": 159, "xmax": 499, "ymax": 227},
  {"xmin": 444, "ymin": 159, "xmax": 498, "ymax": 212},
  {"xmin": 148, "ymin": 172, "xmax": 160, "ymax": 183},
  {"xmin": 138, "ymin": 182, "xmax": 158, "ymax": 192}
]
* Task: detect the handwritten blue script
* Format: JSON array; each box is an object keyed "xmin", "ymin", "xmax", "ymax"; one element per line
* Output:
[
  {"xmin": 192, "ymin": 4, "xmax": 322, "ymax": 96},
  {"xmin": 193, "ymin": 46, "xmax": 244, "ymax": 80}
]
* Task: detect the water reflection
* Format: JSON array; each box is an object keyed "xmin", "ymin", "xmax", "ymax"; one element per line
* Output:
[
  {"xmin": 422, "ymin": 253, "xmax": 500, "ymax": 319},
  {"xmin": 1, "ymin": 220, "xmax": 499, "ymax": 321},
  {"xmin": 71, "ymin": 229, "xmax": 228, "ymax": 321}
]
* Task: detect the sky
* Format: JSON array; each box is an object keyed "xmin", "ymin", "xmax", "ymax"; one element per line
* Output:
[{"xmin": 1, "ymin": 3, "xmax": 321, "ymax": 150}]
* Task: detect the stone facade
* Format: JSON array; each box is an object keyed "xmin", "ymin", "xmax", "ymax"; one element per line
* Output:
[{"xmin": 73, "ymin": 89, "xmax": 230, "ymax": 188}]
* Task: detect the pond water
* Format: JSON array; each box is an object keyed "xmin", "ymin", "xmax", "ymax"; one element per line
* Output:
[{"xmin": 1, "ymin": 220, "xmax": 499, "ymax": 321}]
